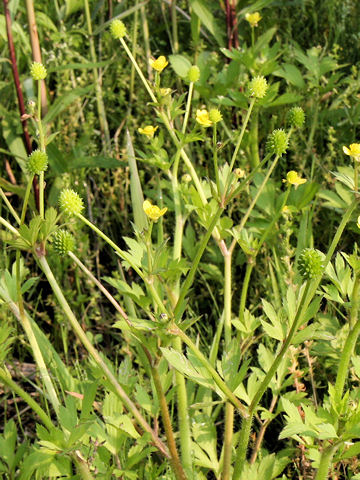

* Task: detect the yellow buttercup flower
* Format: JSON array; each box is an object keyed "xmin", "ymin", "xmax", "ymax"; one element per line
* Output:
[
  {"xmin": 284, "ymin": 171, "xmax": 307, "ymax": 189},
  {"xmin": 196, "ymin": 109, "xmax": 212, "ymax": 127},
  {"xmin": 143, "ymin": 200, "xmax": 167, "ymax": 221},
  {"xmin": 138, "ymin": 125, "xmax": 158, "ymax": 138},
  {"xmin": 343, "ymin": 143, "xmax": 360, "ymax": 161},
  {"xmin": 149, "ymin": 56, "xmax": 168, "ymax": 73},
  {"xmin": 245, "ymin": 12, "xmax": 262, "ymax": 27}
]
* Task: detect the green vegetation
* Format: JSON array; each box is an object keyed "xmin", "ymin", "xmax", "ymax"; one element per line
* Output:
[{"xmin": 1, "ymin": 1, "xmax": 360, "ymax": 479}]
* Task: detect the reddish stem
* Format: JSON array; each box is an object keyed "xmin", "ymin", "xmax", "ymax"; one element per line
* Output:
[{"xmin": 4, "ymin": 0, "xmax": 39, "ymax": 210}]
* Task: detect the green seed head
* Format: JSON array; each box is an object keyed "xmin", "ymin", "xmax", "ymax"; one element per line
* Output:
[
  {"xmin": 248, "ymin": 75, "xmax": 268, "ymax": 99},
  {"xmin": 58, "ymin": 189, "xmax": 84, "ymax": 216},
  {"xmin": 110, "ymin": 19, "xmax": 127, "ymax": 39},
  {"xmin": 187, "ymin": 65, "xmax": 200, "ymax": 83},
  {"xmin": 53, "ymin": 230, "xmax": 75, "ymax": 256},
  {"xmin": 27, "ymin": 149, "xmax": 48, "ymax": 175},
  {"xmin": 266, "ymin": 129, "xmax": 289, "ymax": 156},
  {"xmin": 30, "ymin": 62, "xmax": 47, "ymax": 80},
  {"xmin": 209, "ymin": 108, "xmax": 222, "ymax": 124},
  {"xmin": 298, "ymin": 248, "xmax": 324, "ymax": 280},
  {"xmin": 288, "ymin": 106, "xmax": 305, "ymax": 128}
]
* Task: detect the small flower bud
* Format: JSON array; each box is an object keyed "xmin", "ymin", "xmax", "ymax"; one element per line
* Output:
[
  {"xmin": 209, "ymin": 109, "xmax": 222, "ymax": 124},
  {"xmin": 27, "ymin": 150, "xmax": 48, "ymax": 175},
  {"xmin": 288, "ymin": 106, "xmax": 305, "ymax": 128},
  {"xmin": 248, "ymin": 75, "xmax": 268, "ymax": 99},
  {"xmin": 266, "ymin": 129, "xmax": 288, "ymax": 156},
  {"xmin": 182, "ymin": 173, "xmax": 192, "ymax": 183},
  {"xmin": 59, "ymin": 189, "xmax": 84, "ymax": 216},
  {"xmin": 187, "ymin": 65, "xmax": 200, "ymax": 83},
  {"xmin": 234, "ymin": 168, "xmax": 246, "ymax": 178},
  {"xmin": 53, "ymin": 230, "xmax": 75, "ymax": 256},
  {"xmin": 110, "ymin": 19, "xmax": 127, "ymax": 39},
  {"xmin": 298, "ymin": 248, "xmax": 324, "ymax": 280},
  {"xmin": 30, "ymin": 62, "xmax": 47, "ymax": 80}
]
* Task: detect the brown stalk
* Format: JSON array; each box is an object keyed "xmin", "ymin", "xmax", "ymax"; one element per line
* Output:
[{"xmin": 3, "ymin": 0, "xmax": 39, "ymax": 209}]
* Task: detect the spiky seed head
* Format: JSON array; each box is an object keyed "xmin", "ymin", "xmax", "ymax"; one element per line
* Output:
[
  {"xmin": 209, "ymin": 109, "xmax": 222, "ymax": 123},
  {"xmin": 27, "ymin": 150, "xmax": 48, "ymax": 175},
  {"xmin": 288, "ymin": 106, "xmax": 305, "ymax": 128},
  {"xmin": 188, "ymin": 65, "xmax": 200, "ymax": 83},
  {"xmin": 248, "ymin": 75, "xmax": 268, "ymax": 99},
  {"xmin": 30, "ymin": 62, "xmax": 47, "ymax": 80},
  {"xmin": 58, "ymin": 189, "xmax": 84, "ymax": 216},
  {"xmin": 298, "ymin": 248, "xmax": 324, "ymax": 280},
  {"xmin": 53, "ymin": 230, "xmax": 75, "ymax": 256},
  {"xmin": 266, "ymin": 129, "xmax": 288, "ymax": 156},
  {"xmin": 110, "ymin": 19, "xmax": 127, "ymax": 39}
]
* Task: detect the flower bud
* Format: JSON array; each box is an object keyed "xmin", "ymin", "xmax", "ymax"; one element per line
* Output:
[
  {"xmin": 288, "ymin": 106, "xmax": 305, "ymax": 128},
  {"xmin": 27, "ymin": 150, "xmax": 48, "ymax": 175},
  {"xmin": 298, "ymin": 248, "xmax": 324, "ymax": 280},
  {"xmin": 53, "ymin": 230, "xmax": 75, "ymax": 256},
  {"xmin": 209, "ymin": 109, "xmax": 222, "ymax": 123},
  {"xmin": 187, "ymin": 65, "xmax": 200, "ymax": 83},
  {"xmin": 58, "ymin": 189, "xmax": 84, "ymax": 216},
  {"xmin": 248, "ymin": 76, "xmax": 268, "ymax": 99},
  {"xmin": 110, "ymin": 19, "xmax": 127, "ymax": 39},
  {"xmin": 266, "ymin": 129, "xmax": 288, "ymax": 156}
]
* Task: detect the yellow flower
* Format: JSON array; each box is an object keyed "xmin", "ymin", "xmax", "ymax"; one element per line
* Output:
[
  {"xmin": 343, "ymin": 143, "xmax": 360, "ymax": 161},
  {"xmin": 138, "ymin": 125, "xmax": 158, "ymax": 138},
  {"xmin": 196, "ymin": 109, "xmax": 212, "ymax": 127},
  {"xmin": 245, "ymin": 12, "xmax": 262, "ymax": 27},
  {"xmin": 284, "ymin": 171, "xmax": 307, "ymax": 189},
  {"xmin": 149, "ymin": 56, "xmax": 168, "ymax": 73},
  {"xmin": 143, "ymin": 200, "xmax": 167, "ymax": 221}
]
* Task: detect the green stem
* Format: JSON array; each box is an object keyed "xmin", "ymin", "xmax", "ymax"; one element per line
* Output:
[
  {"xmin": 37, "ymin": 80, "xmax": 45, "ymax": 220},
  {"xmin": 20, "ymin": 175, "xmax": 34, "ymax": 224},
  {"xmin": 119, "ymin": 37, "xmax": 157, "ymax": 103},
  {"xmin": 171, "ymin": 325, "xmax": 249, "ymax": 418},
  {"xmin": 213, "ymin": 124, "xmax": 220, "ymax": 195},
  {"xmin": 84, "ymin": 0, "xmax": 111, "ymax": 152},
  {"xmin": 72, "ymin": 453, "xmax": 95, "ymax": 480},
  {"xmin": 314, "ymin": 444, "xmax": 338, "ymax": 480},
  {"xmin": 172, "ymin": 337, "xmax": 192, "ymax": 477},
  {"xmin": 222, "ymin": 250, "xmax": 234, "ymax": 480},
  {"xmin": 174, "ymin": 206, "xmax": 224, "ymax": 322},
  {"xmin": 0, "ymin": 367, "xmax": 53, "ymax": 430},
  {"xmin": 151, "ymin": 362, "xmax": 187, "ymax": 480},
  {"xmin": 76, "ymin": 213, "xmax": 144, "ymax": 279},
  {"xmin": 236, "ymin": 154, "xmax": 280, "ymax": 235},
  {"xmin": 334, "ymin": 275, "xmax": 360, "ymax": 403},
  {"xmin": 129, "ymin": 2, "xmax": 139, "ymax": 106},
  {"xmin": 0, "ymin": 216, "xmax": 19, "ymax": 236},
  {"xmin": 36, "ymin": 253, "xmax": 169, "ymax": 459},
  {"xmin": 182, "ymin": 82, "xmax": 194, "ymax": 135},
  {"xmin": 13, "ymin": 252, "xmax": 60, "ymax": 414},
  {"xmin": 238, "ymin": 261, "xmax": 254, "ymax": 323},
  {"xmin": 232, "ymin": 415, "xmax": 252, "ymax": 480},
  {"xmin": 0, "ymin": 188, "xmax": 20, "ymax": 224},
  {"xmin": 171, "ymin": 0, "xmax": 179, "ymax": 54},
  {"xmin": 68, "ymin": 251, "xmax": 129, "ymax": 324},
  {"xmin": 228, "ymin": 98, "xmax": 256, "ymax": 174}
]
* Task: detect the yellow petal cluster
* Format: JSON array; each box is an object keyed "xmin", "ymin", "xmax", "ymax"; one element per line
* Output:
[
  {"xmin": 149, "ymin": 56, "xmax": 168, "ymax": 73},
  {"xmin": 284, "ymin": 171, "xmax": 307, "ymax": 189},
  {"xmin": 245, "ymin": 12, "xmax": 262, "ymax": 27},
  {"xmin": 196, "ymin": 109, "xmax": 212, "ymax": 127},
  {"xmin": 143, "ymin": 200, "xmax": 167, "ymax": 221},
  {"xmin": 138, "ymin": 125, "xmax": 158, "ymax": 138},
  {"xmin": 343, "ymin": 143, "xmax": 360, "ymax": 161}
]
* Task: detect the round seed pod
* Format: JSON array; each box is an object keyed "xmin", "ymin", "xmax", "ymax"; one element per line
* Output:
[
  {"xmin": 248, "ymin": 76, "xmax": 268, "ymax": 99},
  {"xmin": 110, "ymin": 19, "xmax": 127, "ymax": 39},
  {"xmin": 30, "ymin": 62, "xmax": 47, "ymax": 80},
  {"xmin": 27, "ymin": 150, "xmax": 48, "ymax": 175},
  {"xmin": 288, "ymin": 106, "xmax": 305, "ymax": 128},
  {"xmin": 53, "ymin": 230, "xmax": 75, "ymax": 256},
  {"xmin": 266, "ymin": 129, "xmax": 289, "ymax": 156},
  {"xmin": 298, "ymin": 248, "xmax": 324, "ymax": 280},
  {"xmin": 58, "ymin": 189, "xmax": 84, "ymax": 216}
]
